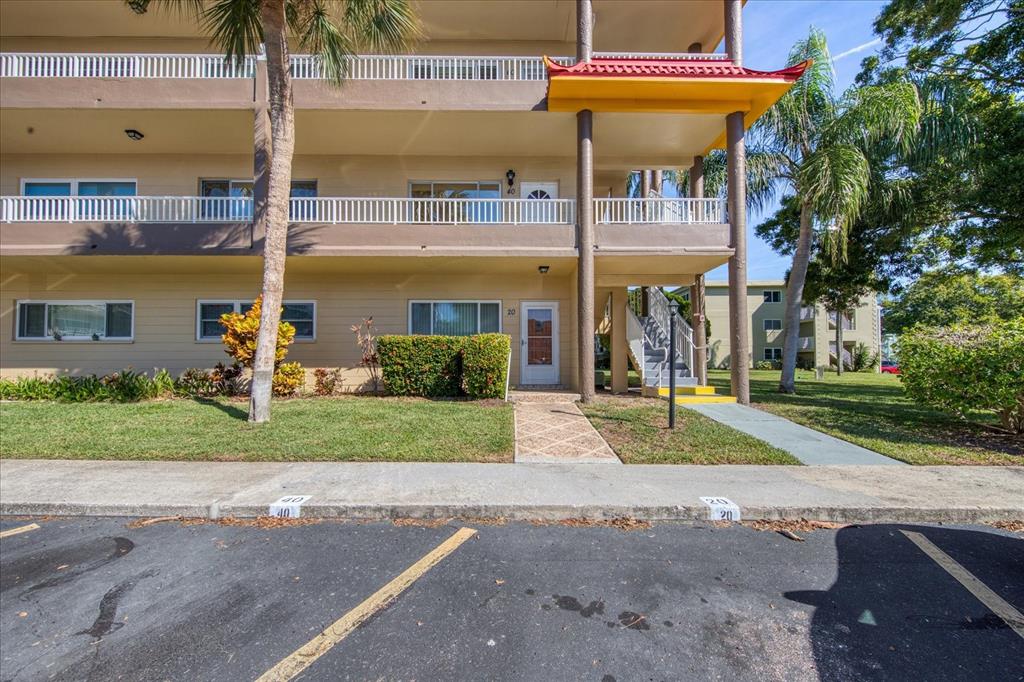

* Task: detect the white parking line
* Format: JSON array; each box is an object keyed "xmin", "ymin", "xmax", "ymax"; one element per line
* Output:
[
  {"xmin": 254, "ymin": 526, "xmax": 478, "ymax": 682},
  {"xmin": 901, "ymin": 530, "xmax": 1024, "ymax": 640},
  {"xmin": 0, "ymin": 523, "xmax": 40, "ymax": 539}
]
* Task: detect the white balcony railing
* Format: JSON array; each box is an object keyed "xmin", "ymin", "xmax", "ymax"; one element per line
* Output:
[
  {"xmin": 2, "ymin": 196, "xmax": 735, "ymax": 226},
  {"xmin": 594, "ymin": 198, "xmax": 726, "ymax": 224},
  {"xmin": 0, "ymin": 52, "xmax": 571, "ymax": 81},
  {"xmin": 0, "ymin": 196, "xmax": 253, "ymax": 223},
  {"xmin": 0, "ymin": 196, "xmax": 575, "ymax": 225},
  {"xmin": 288, "ymin": 197, "xmax": 574, "ymax": 224},
  {"xmin": 289, "ymin": 54, "xmax": 573, "ymax": 81},
  {"xmin": 0, "ymin": 53, "xmax": 256, "ymax": 79}
]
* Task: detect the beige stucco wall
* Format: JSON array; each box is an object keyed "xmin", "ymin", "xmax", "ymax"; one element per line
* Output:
[
  {"xmin": 0, "ymin": 256, "xmax": 578, "ymax": 391},
  {"xmin": 703, "ymin": 281, "xmax": 880, "ymax": 370},
  {"xmin": 1, "ymin": 153, "xmax": 581, "ymax": 199}
]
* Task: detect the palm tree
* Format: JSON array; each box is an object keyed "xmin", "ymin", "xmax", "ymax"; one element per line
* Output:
[
  {"xmin": 730, "ymin": 28, "xmax": 924, "ymax": 393},
  {"xmin": 127, "ymin": 0, "xmax": 419, "ymax": 422}
]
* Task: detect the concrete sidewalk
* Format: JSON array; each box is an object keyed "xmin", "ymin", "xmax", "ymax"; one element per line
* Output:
[
  {"xmin": 2, "ymin": 459, "xmax": 1021, "ymax": 523},
  {"xmin": 683, "ymin": 403, "xmax": 902, "ymax": 465}
]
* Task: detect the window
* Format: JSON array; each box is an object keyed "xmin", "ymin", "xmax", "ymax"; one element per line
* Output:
[
  {"xmin": 764, "ymin": 348, "xmax": 783, "ymax": 360},
  {"xmin": 199, "ymin": 179, "xmax": 317, "ymax": 219},
  {"xmin": 409, "ymin": 301, "xmax": 501, "ymax": 336},
  {"xmin": 409, "ymin": 181, "xmax": 501, "ymax": 223},
  {"xmin": 197, "ymin": 300, "xmax": 315, "ymax": 341},
  {"xmin": 763, "ymin": 319, "xmax": 782, "ymax": 331},
  {"xmin": 16, "ymin": 301, "xmax": 133, "ymax": 340},
  {"xmin": 22, "ymin": 179, "xmax": 137, "ymax": 197},
  {"xmin": 763, "ymin": 290, "xmax": 782, "ymax": 303}
]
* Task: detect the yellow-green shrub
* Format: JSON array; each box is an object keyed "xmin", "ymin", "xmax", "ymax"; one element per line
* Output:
[
  {"xmin": 219, "ymin": 295, "xmax": 295, "ymax": 369},
  {"xmin": 272, "ymin": 362, "xmax": 305, "ymax": 397}
]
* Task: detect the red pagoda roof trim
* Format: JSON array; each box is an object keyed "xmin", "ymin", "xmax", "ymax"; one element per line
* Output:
[{"xmin": 544, "ymin": 56, "xmax": 810, "ymax": 81}]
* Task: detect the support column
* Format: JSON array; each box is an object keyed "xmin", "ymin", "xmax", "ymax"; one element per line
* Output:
[
  {"xmin": 576, "ymin": 0, "xmax": 595, "ymax": 402},
  {"xmin": 725, "ymin": 0, "xmax": 750, "ymax": 404},
  {"xmin": 610, "ymin": 287, "xmax": 628, "ymax": 394},
  {"xmin": 253, "ymin": 50, "xmax": 270, "ymax": 249},
  {"xmin": 640, "ymin": 170, "xmax": 650, "ymax": 198},
  {"xmin": 689, "ymin": 154, "xmax": 708, "ymax": 386}
]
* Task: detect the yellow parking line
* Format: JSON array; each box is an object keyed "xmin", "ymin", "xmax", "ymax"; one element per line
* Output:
[
  {"xmin": 0, "ymin": 523, "xmax": 40, "ymax": 539},
  {"xmin": 902, "ymin": 530, "xmax": 1024, "ymax": 640},
  {"xmin": 254, "ymin": 526, "xmax": 478, "ymax": 682}
]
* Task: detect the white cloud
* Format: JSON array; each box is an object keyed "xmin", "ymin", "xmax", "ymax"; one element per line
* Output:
[{"xmin": 832, "ymin": 38, "xmax": 882, "ymax": 62}]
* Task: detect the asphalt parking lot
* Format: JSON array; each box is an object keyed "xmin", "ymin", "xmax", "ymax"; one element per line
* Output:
[{"xmin": 1, "ymin": 517, "xmax": 1021, "ymax": 681}]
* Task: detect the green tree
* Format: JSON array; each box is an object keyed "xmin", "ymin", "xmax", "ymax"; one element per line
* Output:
[
  {"xmin": 733, "ymin": 28, "xmax": 926, "ymax": 393},
  {"xmin": 127, "ymin": 0, "xmax": 418, "ymax": 422},
  {"xmin": 862, "ymin": 0, "xmax": 1023, "ymax": 274},
  {"xmin": 883, "ymin": 269, "xmax": 1024, "ymax": 334}
]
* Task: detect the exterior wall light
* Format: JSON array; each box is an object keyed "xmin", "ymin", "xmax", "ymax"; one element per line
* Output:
[
  {"xmin": 506, "ymin": 169, "xmax": 516, "ymax": 194},
  {"xmin": 124, "ymin": 129, "xmax": 145, "ymax": 141},
  {"xmin": 538, "ymin": 265, "xmax": 550, "ymax": 274}
]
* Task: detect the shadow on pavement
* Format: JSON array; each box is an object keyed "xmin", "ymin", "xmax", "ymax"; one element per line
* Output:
[{"xmin": 785, "ymin": 524, "xmax": 1024, "ymax": 680}]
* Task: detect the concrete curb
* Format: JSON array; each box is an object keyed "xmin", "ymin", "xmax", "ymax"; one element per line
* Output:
[{"xmin": 3, "ymin": 501, "xmax": 1021, "ymax": 525}]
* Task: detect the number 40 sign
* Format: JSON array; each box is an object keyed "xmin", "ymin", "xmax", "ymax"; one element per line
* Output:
[{"xmin": 269, "ymin": 495, "xmax": 312, "ymax": 518}]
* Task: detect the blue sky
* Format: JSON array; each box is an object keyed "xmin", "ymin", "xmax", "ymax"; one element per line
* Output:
[{"xmin": 703, "ymin": 0, "xmax": 888, "ymax": 281}]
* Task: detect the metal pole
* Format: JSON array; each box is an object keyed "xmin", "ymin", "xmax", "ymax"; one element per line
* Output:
[{"xmin": 669, "ymin": 313, "xmax": 677, "ymax": 429}]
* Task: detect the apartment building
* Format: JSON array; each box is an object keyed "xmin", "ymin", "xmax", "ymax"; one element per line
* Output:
[
  {"xmin": 0, "ymin": 0, "xmax": 805, "ymax": 395},
  {"xmin": 703, "ymin": 281, "xmax": 882, "ymax": 370}
]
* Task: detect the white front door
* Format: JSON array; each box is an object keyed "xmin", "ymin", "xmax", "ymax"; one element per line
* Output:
[
  {"xmin": 520, "ymin": 301, "xmax": 560, "ymax": 385},
  {"xmin": 520, "ymin": 182, "xmax": 559, "ymax": 200}
]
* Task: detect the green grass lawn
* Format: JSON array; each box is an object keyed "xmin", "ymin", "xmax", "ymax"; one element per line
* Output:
[
  {"xmin": 0, "ymin": 397, "xmax": 514, "ymax": 462},
  {"xmin": 581, "ymin": 395, "xmax": 800, "ymax": 465},
  {"xmin": 708, "ymin": 369, "xmax": 1022, "ymax": 465}
]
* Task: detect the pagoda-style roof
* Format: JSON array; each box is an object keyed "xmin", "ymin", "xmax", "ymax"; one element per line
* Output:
[{"xmin": 544, "ymin": 56, "xmax": 810, "ymax": 150}]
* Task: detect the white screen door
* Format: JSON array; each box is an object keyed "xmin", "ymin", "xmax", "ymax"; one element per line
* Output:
[{"xmin": 520, "ymin": 301, "xmax": 560, "ymax": 385}]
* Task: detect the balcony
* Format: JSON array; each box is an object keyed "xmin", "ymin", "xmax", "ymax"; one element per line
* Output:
[
  {"xmin": 798, "ymin": 337, "xmax": 814, "ymax": 351},
  {"xmin": 799, "ymin": 306, "xmax": 815, "ymax": 321},
  {"xmin": 0, "ymin": 196, "xmax": 729, "ymax": 258},
  {"xmin": 0, "ymin": 51, "xmax": 719, "ymax": 112}
]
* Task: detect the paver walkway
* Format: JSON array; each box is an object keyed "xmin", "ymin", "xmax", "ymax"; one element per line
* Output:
[
  {"xmin": 682, "ymin": 402, "xmax": 904, "ymax": 466},
  {"xmin": 511, "ymin": 392, "xmax": 620, "ymax": 464}
]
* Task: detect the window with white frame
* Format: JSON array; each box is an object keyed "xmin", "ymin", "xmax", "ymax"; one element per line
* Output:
[
  {"xmin": 16, "ymin": 300, "xmax": 134, "ymax": 340},
  {"xmin": 409, "ymin": 301, "xmax": 501, "ymax": 336},
  {"xmin": 408, "ymin": 181, "xmax": 502, "ymax": 223},
  {"xmin": 764, "ymin": 347, "xmax": 783, "ymax": 360},
  {"xmin": 763, "ymin": 319, "xmax": 783, "ymax": 331},
  {"xmin": 763, "ymin": 290, "xmax": 782, "ymax": 303},
  {"xmin": 196, "ymin": 300, "xmax": 316, "ymax": 340}
]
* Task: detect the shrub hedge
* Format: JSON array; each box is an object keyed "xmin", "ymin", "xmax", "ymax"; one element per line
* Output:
[
  {"xmin": 899, "ymin": 316, "xmax": 1024, "ymax": 433},
  {"xmin": 461, "ymin": 334, "xmax": 512, "ymax": 399},
  {"xmin": 378, "ymin": 334, "xmax": 511, "ymax": 399}
]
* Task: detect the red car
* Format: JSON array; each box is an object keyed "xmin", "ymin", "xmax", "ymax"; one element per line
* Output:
[{"xmin": 880, "ymin": 360, "xmax": 900, "ymax": 374}]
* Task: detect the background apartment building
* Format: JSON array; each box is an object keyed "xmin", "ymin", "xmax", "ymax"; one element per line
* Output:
[
  {"xmin": 0, "ymin": 0, "xmax": 803, "ymax": 397},
  {"xmin": 703, "ymin": 281, "xmax": 882, "ymax": 371}
]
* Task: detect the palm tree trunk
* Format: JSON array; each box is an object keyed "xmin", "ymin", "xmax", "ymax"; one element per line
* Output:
[
  {"xmin": 779, "ymin": 199, "xmax": 813, "ymax": 393},
  {"xmin": 249, "ymin": 0, "xmax": 295, "ymax": 423}
]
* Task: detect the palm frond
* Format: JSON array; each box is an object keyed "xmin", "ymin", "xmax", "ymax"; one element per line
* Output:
[
  {"xmin": 827, "ymin": 80, "xmax": 923, "ymax": 156},
  {"xmin": 344, "ymin": 0, "xmax": 421, "ymax": 54},
  {"xmin": 292, "ymin": 0, "xmax": 355, "ymax": 84},
  {"xmin": 200, "ymin": 0, "xmax": 263, "ymax": 66},
  {"xmin": 799, "ymin": 144, "xmax": 871, "ymax": 259},
  {"xmin": 754, "ymin": 27, "xmax": 836, "ymax": 156}
]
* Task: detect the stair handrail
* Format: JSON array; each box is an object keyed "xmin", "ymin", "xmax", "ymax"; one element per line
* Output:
[
  {"xmin": 648, "ymin": 287, "xmax": 696, "ymax": 388},
  {"xmin": 625, "ymin": 304, "xmax": 649, "ymax": 387}
]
